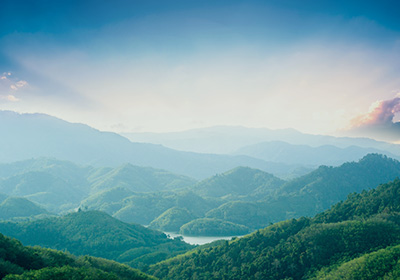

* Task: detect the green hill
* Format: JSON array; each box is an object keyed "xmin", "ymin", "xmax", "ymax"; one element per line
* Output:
[
  {"xmin": 81, "ymin": 190, "xmax": 220, "ymax": 225},
  {"xmin": 179, "ymin": 218, "xmax": 250, "ymax": 236},
  {"xmin": 0, "ymin": 158, "xmax": 198, "ymax": 214},
  {"xmin": 206, "ymin": 154, "xmax": 400, "ymax": 229},
  {"xmin": 192, "ymin": 166, "xmax": 285, "ymax": 199},
  {"xmin": 0, "ymin": 197, "xmax": 49, "ymax": 220},
  {"xmin": 0, "ymin": 171, "xmax": 88, "ymax": 213},
  {"xmin": 0, "ymin": 233, "xmax": 155, "ymax": 280},
  {"xmin": 149, "ymin": 207, "xmax": 195, "ymax": 232},
  {"xmin": 0, "ymin": 210, "xmax": 193, "ymax": 269},
  {"xmin": 89, "ymin": 163, "xmax": 196, "ymax": 193},
  {"xmin": 148, "ymin": 178, "xmax": 400, "ymax": 279}
]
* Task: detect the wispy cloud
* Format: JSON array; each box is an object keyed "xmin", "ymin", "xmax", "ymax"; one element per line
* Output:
[
  {"xmin": 0, "ymin": 72, "xmax": 28, "ymax": 102},
  {"xmin": 0, "ymin": 95, "xmax": 19, "ymax": 102}
]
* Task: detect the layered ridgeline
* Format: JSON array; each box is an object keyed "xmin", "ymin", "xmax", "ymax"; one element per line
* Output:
[
  {"xmin": 149, "ymin": 178, "xmax": 400, "ymax": 279},
  {"xmin": 233, "ymin": 140, "xmax": 399, "ymax": 166},
  {"xmin": 206, "ymin": 154, "xmax": 400, "ymax": 229},
  {"xmin": 122, "ymin": 125, "xmax": 400, "ymax": 156},
  {"xmin": 81, "ymin": 167, "xmax": 284, "ymax": 235},
  {"xmin": 2, "ymin": 154, "xmax": 399, "ymax": 237},
  {"xmin": 0, "ymin": 111, "xmax": 304, "ymax": 179},
  {"xmin": 81, "ymin": 154, "xmax": 400, "ymax": 236},
  {"xmin": 0, "ymin": 233, "xmax": 155, "ymax": 280},
  {"xmin": 0, "ymin": 158, "xmax": 196, "ymax": 214},
  {"xmin": 0, "ymin": 211, "xmax": 193, "ymax": 269}
]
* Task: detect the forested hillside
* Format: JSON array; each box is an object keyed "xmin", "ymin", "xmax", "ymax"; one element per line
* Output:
[
  {"xmin": 0, "ymin": 233, "xmax": 155, "ymax": 280},
  {"xmin": 0, "ymin": 211, "xmax": 193, "ymax": 269},
  {"xmin": 206, "ymin": 154, "xmax": 400, "ymax": 229},
  {"xmin": 148, "ymin": 178, "xmax": 400, "ymax": 279}
]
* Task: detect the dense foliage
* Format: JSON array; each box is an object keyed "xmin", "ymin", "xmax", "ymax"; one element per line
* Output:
[
  {"xmin": 0, "ymin": 233, "xmax": 155, "ymax": 280},
  {"xmin": 0, "ymin": 210, "xmax": 193, "ymax": 269},
  {"xmin": 149, "ymin": 207, "xmax": 194, "ymax": 232},
  {"xmin": 148, "ymin": 179, "xmax": 400, "ymax": 279},
  {"xmin": 179, "ymin": 218, "xmax": 250, "ymax": 236},
  {"xmin": 206, "ymin": 154, "xmax": 400, "ymax": 229},
  {"xmin": 0, "ymin": 158, "xmax": 197, "ymax": 215},
  {"xmin": 0, "ymin": 197, "xmax": 49, "ymax": 220},
  {"xmin": 192, "ymin": 166, "xmax": 285, "ymax": 199},
  {"xmin": 2, "ymin": 154, "xmax": 400, "ymax": 238}
]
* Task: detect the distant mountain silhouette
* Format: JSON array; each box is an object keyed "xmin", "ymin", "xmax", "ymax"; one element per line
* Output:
[
  {"xmin": 122, "ymin": 125, "xmax": 400, "ymax": 155},
  {"xmin": 234, "ymin": 141, "xmax": 399, "ymax": 166},
  {"xmin": 0, "ymin": 111, "xmax": 305, "ymax": 179}
]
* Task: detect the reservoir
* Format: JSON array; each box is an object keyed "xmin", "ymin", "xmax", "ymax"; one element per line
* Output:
[{"xmin": 165, "ymin": 232, "xmax": 239, "ymax": 245}]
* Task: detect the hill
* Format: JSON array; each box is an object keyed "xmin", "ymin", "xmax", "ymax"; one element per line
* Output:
[
  {"xmin": 149, "ymin": 207, "xmax": 195, "ymax": 232},
  {"xmin": 179, "ymin": 218, "xmax": 250, "ymax": 236},
  {"xmin": 148, "ymin": 178, "xmax": 400, "ymax": 279},
  {"xmin": 0, "ymin": 197, "xmax": 49, "ymax": 220},
  {"xmin": 0, "ymin": 233, "xmax": 155, "ymax": 280},
  {"xmin": 81, "ymin": 189, "xmax": 221, "ymax": 225},
  {"xmin": 206, "ymin": 154, "xmax": 400, "ymax": 229},
  {"xmin": 192, "ymin": 166, "xmax": 285, "ymax": 199},
  {"xmin": 0, "ymin": 158, "xmax": 198, "ymax": 214},
  {"xmin": 0, "ymin": 111, "xmax": 303, "ymax": 179},
  {"xmin": 89, "ymin": 163, "xmax": 196, "ymax": 193},
  {"xmin": 0, "ymin": 210, "xmax": 193, "ymax": 269}
]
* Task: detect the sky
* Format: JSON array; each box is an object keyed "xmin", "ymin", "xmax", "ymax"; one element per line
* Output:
[{"xmin": 1, "ymin": 0, "xmax": 400, "ymax": 142}]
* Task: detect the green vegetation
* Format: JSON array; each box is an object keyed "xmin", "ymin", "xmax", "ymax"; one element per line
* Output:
[
  {"xmin": 1, "ymin": 154, "xmax": 399, "ymax": 238},
  {"xmin": 192, "ymin": 166, "xmax": 285, "ymax": 199},
  {"xmin": 207, "ymin": 154, "xmax": 400, "ymax": 229},
  {"xmin": 149, "ymin": 207, "xmax": 194, "ymax": 232},
  {"xmin": 90, "ymin": 190, "xmax": 220, "ymax": 225},
  {"xmin": 89, "ymin": 163, "xmax": 196, "ymax": 193},
  {"xmin": 0, "ymin": 197, "xmax": 49, "ymax": 220},
  {"xmin": 148, "ymin": 179, "xmax": 400, "ymax": 279},
  {"xmin": 179, "ymin": 218, "xmax": 250, "ymax": 236},
  {"xmin": 0, "ymin": 158, "xmax": 198, "ymax": 217},
  {"xmin": 0, "ymin": 210, "xmax": 193, "ymax": 269},
  {"xmin": 0, "ymin": 233, "xmax": 155, "ymax": 280},
  {"xmin": 312, "ymin": 244, "xmax": 400, "ymax": 279}
]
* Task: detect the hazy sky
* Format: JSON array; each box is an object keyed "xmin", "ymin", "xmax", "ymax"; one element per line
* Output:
[{"xmin": 1, "ymin": 0, "xmax": 400, "ymax": 140}]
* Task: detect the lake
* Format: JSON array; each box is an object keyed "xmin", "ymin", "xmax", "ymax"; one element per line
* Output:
[{"xmin": 164, "ymin": 231, "xmax": 240, "ymax": 245}]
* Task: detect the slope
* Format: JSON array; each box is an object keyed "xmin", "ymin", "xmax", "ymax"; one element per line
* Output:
[
  {"xmin": 149, "ymin": 178, "xmax": 400, "ymax": 279},
  {"xmin": 0, "ymin": 233, "xmax": 155, "ymax": 280},
  {"xmin": 192, "ymin": 166, "xmax": 285, "ymax": 199},
  {"xmin": 0, "ymin": 210, "xmax": 193, "ymax": 269},
  {"xmin": 206, "ymin": 154, "xmax": 400, "ymax": 229},
  {"xmin": 89, "ymin": 163, "xmax": 196, "ymax": 193},
  {"xmin": 0, "ymin": 197, "xmax": 49, "ymax": 220}
]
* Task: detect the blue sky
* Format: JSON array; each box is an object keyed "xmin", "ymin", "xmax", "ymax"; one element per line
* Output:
[{"xmin": 1, "ymin": 0, "xmax": 400, "ymax": 141}]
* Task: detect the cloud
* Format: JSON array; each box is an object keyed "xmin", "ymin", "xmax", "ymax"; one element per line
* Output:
[
  {"xmin": 345, "ymin": 95, "xmax": 400, "ymax": 142},
  {"xmin": 10, "ymin": 80, "xmax": 28, "ymax": 91},
  {"xmin": 351, "ymin": 96, "xmax": 400, "ymax": 126},
  {"xmin": 0, "ymin": 95, "xmax": 19, "ymax": 102},
  {"xmin": 0, "ymin": 71, "xmax": 28, "ymax": 102}
]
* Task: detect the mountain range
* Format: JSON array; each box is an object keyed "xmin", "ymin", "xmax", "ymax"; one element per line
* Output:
[
  {"xmin": 0, "ymin": 111, "xmax": 310, "ymax": 179},
  {"xmin": 1, "ymin": 153, "xmax": 399, "ymax": 237},
  {"xmin": 122, "ymin": 125, "xmax": 400, "ymax": 156},
  {"xmin": 3, "ymin": 110, "xmax": 399, "ymax": 181}
]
